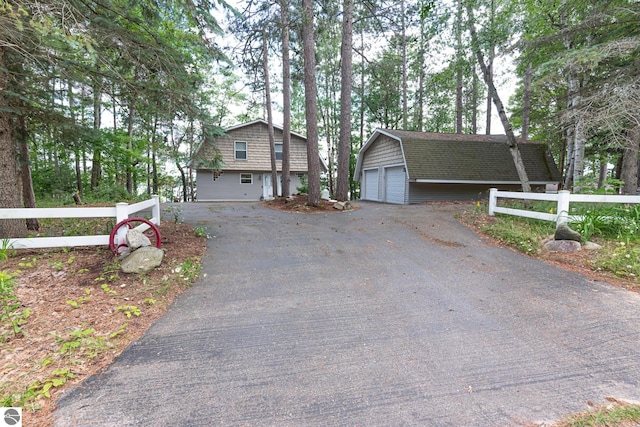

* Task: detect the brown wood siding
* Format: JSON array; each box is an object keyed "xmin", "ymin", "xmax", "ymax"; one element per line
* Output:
[
  {"xmin": 361, "ymin": 135, "xmax": 404, "ymax": 170},
  {"xmin": 203, "ymin": 122, "xmax": 309, "ymax": 172}
]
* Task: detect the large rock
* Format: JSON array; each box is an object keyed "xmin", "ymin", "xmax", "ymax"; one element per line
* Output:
[
  {"xmin": 543, "ymin": 240, "xmax": 582, "ymax": 253},
  {"xmin": 120, "ymin": 246, "xmax": 164, "ymax": 274},
  {"xmin": 554, "ymin": 223, "xmax": 582, "ymax": 242},
  {"xmin": 127, "ymin": 229, "xmax": 151, "ymax": 250}
]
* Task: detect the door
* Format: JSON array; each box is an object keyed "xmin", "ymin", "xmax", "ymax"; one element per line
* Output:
[
  {"xmin": 263, "ymin": 174, "xmax": 282, "ymax": 199},
  {"xmin": 385, "ymin": 166, "xmax": 406, "ymax": 204},
  {"xmin": 363, "ymin": 169, "xmax": 379, "ymax": 201},
  {"xmin": 263, "ymin": 174, "xmax": 273, "ymax": 199}
]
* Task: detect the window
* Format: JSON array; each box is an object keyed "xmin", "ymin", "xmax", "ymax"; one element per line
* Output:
[
  {"xmin": 212, "ymin": 171, "xmax": 223, "ymax": 182},
  {"xmin": 240, "ymin": 173, "xmax": 253, "ymax": 184},
  {"xmin": 275, "ymin": 143, "xmax": 283, "ymax": 161},
  {"xmin": 296, "ymin": 173, "xmax": 305, "ymax": 179},
  {"xmin": 234, "ymin": 141, "xmax": 247, "ymax": 160}
]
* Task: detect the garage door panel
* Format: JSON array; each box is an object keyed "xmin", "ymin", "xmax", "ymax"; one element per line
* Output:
[
  {"xmin": 364, "ymin": 169, "xmax": 379, "ymax": 201},
  {"xmin": 385, "ymin": 166, "xmax": 405, "ymax": 204}
]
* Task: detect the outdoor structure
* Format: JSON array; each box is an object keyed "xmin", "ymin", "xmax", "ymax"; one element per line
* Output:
[
  {"xmin": 354, "ymin": 129, "xmax": 561, "ymax": 204},
  {"xmin": 190, "ymin": 120, "xmax": 326, "ymax": 201}
]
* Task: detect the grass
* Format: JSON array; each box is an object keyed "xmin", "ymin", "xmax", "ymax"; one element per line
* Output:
[
  {"xmin": 555, "ymin": 401, "xmax": 640, "ymax": 427},
  {"xmin": 469, "ymin": 200, "xmax": 640, "ymax": 281}
]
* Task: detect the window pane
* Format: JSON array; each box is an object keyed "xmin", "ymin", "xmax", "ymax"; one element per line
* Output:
[
  {"xmin": 235, "ymin": 141, "xmax": 247, "ymax": 160},
  {"xmin": 275, "ymin": 143, "xmax": 283, "ymax": 161},
  {"xmin": 240, "ymin": 173, "xmax": 252, "ymax": 184}
]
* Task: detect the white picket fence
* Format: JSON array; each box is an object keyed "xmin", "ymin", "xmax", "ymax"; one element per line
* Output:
[
  {"xmin": 0, "ymin": 196, "xmax": 161, "ymax": 249},
  {"xmin": 488, "ymin": 188, "xmax": 640, "ymax": 224}
]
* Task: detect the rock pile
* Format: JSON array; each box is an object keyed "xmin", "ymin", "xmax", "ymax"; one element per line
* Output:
[
  {"xmin": 119, "ymin": 229, "xmax": 164, "ymax": 273},
  {"xmin": 542, "ymin": 222, "xmax": 601, "ymax": 253}
]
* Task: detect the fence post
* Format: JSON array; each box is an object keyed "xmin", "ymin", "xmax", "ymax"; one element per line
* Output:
[
  {"xmin": 115, "ymin": 202, "xmax": 129, "ymax": 247},
  {"xmin": 152, "ymin": 195, "xmax": 161, "ymax": 225},
  {"xmin": 488, "ymin": 188, "xmax": 497, "ymax": 216},
  {"xmin": 556, "ymin": 190, "xmax": 570, "ymax": 225}
]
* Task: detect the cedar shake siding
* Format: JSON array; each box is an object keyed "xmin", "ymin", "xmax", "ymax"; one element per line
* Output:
[
  {"xmin": 191, "ymin": 120, "xmax": 322, "ymax": 201},
  {"xmin": 355, "ymin": 129, "xmax": 561, "ymax": 204}
]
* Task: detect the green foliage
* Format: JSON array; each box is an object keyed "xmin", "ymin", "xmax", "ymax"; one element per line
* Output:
[
  {"xmin": 594, "ymin": 241, "xmax": 640, "ymax": 279},
  {"xmin": 559, "ymin": 402, "xmax": 640, "ymax": 427},
  {"xmin": 66, "ymin": 288, "xmax": 91, "ymax": 309},
  {"xmin": 194, "ymin": 226, "xmax": 209, "ymax": 238},
  {"xmin": 116, "ymin": 305, "xmax": 141, "ymax": 318},
  {"xmin": 296, "ymin": 174, "xmax": 308, "ymax": 195},
  {"xmin": 174, "ymin": 258, "xmax": 202, "ymax": 282},
  {"xmin": 57, "ymin": 328, "xmax": 108, "ymax": 359},
  {"xmin": 480, "ymin": 216, "xmax": 555, "ymax": 254},
  {"xmin": 0, "ymin": 271, "xmax": 31, "ymax": 341},
  {"xmin": 163, "ymin": 205, "xmax": 183, "ymax": 223},
  {"xmin": 0, "ymin": 239, "xmax": 15, "ymax": 262},
  {"xmin": 570, "ymin": 205, "xmax": 640, "ymax": 241}
]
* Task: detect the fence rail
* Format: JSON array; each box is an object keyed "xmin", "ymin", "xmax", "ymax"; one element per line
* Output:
[
  {"xmin": 0, "ymin": 195, "xmax": 160, "ymax": 249},
  {"xmin": 488, "ymin": 188, "xmax": 640, "ymax": 224}
]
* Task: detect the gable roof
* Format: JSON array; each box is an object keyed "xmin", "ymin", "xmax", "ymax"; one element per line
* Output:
[
  {"xmin": 225, "ymin": 119, "xmax": 307, "ymax": 140},
  {"xmin": 355, "ymin": 129, "xmax": 561, "ymax": 184}
]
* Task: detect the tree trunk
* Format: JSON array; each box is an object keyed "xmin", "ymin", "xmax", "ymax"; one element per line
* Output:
[
  {"xmin": 0, "ymin": 46, "xmax": 27, "ymax": 238},
  {"xmin": 597, "ymin": 157, "xmax": 608, "ymax": 189},
  {"xmin": 302, "ymin": 0, "xmax": 321, "ymax": 207},
  {"xmin": 126, "ymin": 96, "xmax": 135, "ymax": 195},
  {"xmin": 401, "ymin": 0, "xmax": 408, "ymax": 130},
  {"xmin": 336, "ymin": 0, "xmax": 353, "ymax": 202},
  {"xmin": 263, "ymin": 34, "xmax": 279, "ymax": 198},
  {"xmin": 621, "ymin": 125, "xmax": 640, "ymax": 195},
  {"xmin": 485, "ymin": 0, "xmax": 495, "ymax": 135},
  {"xmin": 16, "ymin": 114, "xmax": 39, "ymax": 230},
  {"xmin": 471, "ymin": 65, "xmax": 478, "ymax": 134},
  {"xmin": 522, "ymin": 62, "xmax": 532, "ymax": 141},
  {"xmin": 455, "ymin": 0, "xmax": 463, "ymax": 134},
  {"xmin": 280, "ymin": 0, "xmax": 291, "ymax": 198},
  {"xmin": 467, "ymin": 4, "xmax": 531, "ymax": 192}
]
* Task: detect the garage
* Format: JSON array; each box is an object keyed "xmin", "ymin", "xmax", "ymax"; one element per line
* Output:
[
  {"xmin": 384, "ymin": 166, "xmax": 406, "ymax": 204},
  {"xmin": 363, "ymin": 168, "xmax": 379, "ymax": 201}
]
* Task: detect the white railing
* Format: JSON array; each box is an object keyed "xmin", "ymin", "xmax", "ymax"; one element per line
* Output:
[
  {"xmin": 0, "ymin": 195, "xmax": 161, "ymax": 249},
  {"xmin": 488, "ymin": 188, "xmax": 640, "ymax": 224}
]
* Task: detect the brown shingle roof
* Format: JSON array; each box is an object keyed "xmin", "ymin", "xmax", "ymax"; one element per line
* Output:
[{"xmin": 383, "ymin": 130, "xmax": 561, "ymax": 183}]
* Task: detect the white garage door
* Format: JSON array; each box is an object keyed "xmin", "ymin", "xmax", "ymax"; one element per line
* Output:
[
  {"xmin": 385, "ymin": 166, "xmax": 406, "ymax": 204},
  {"xmin": 363, "ymin": 169, "xmax": 379, "ymax": 201}
]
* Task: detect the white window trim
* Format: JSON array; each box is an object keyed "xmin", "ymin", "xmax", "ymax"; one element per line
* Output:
[
  {"xmin": 240, "ymin": 173, "xmax": 253, "ymax": 184},
  {"xmin": 275, "ymin": 142, "xmax": 283, "ymax": 161},
  {"xmin": 234, "ymin": 141, "xmax": 247, "ymax": 160}
]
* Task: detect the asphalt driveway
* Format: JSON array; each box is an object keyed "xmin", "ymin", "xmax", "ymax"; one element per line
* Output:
[{"xmin": 55, "ymin": 201, "xmax": 640, "ymax": 426}]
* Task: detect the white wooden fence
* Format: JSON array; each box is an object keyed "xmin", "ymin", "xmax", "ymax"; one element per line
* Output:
[
  {"xmin": 0, "ymin": 196, "xmax": 161, "ymax": 249},
  {"xmin": 488, "ymin": 188, "xmax": 640, "ymax": 225}
]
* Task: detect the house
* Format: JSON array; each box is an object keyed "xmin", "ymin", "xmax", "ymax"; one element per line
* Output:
[
  {"xmin": 190, "ymin": 120, "xmax": 326, "ymax": 201},
  {"xmin": 354, "ymin": 129, "xmax": 561, "ymax": 204}
]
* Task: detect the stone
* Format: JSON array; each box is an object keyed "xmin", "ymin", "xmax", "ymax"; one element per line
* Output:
[
  {"xmin": 554, "ymin": 222, "xmax": 582, "ymax": 242},
  {"xmin": 333, "ymin": 201, "xmax": 351, "ymax": 211},
  {"xmin": 583, "ymin": 241, "xmax": 603, "ymax": 251},
  {"xmin": 321, "ymin": 189, "xmax": 330, "ymax": 200},
  {"xmin": 543, "ymin": 240, "xmax": 582, "ymax": 253},
  {"xmin": 127, "ymin": 229, "xmax": 151, "ymax": 250},
  {"xmin": 120, "ymin": 246, "xmax": 164, "ymax": 274}
]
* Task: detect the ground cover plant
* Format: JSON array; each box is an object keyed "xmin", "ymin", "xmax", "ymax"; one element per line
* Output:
[
  {"xmin": 460, "ymin": 200, "xmax": 640, "ymax": 289},
  {"xmin": 0, "ymin": 208, "xmax": 207, "ymax": 427}
]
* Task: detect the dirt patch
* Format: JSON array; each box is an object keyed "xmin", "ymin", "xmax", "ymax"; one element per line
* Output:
[
  {"xmin": 261, "ymin": 194, "xmax": 357, "ymax": 213},
  {"xmin": 0, "ymin": 222, "xmax": 207, "ymax": 427}
]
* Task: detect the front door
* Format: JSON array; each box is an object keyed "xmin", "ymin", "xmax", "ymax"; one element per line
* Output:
[{"xmin": 263, "ymin": 174, "xmax": 273, "ymax": 199}]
